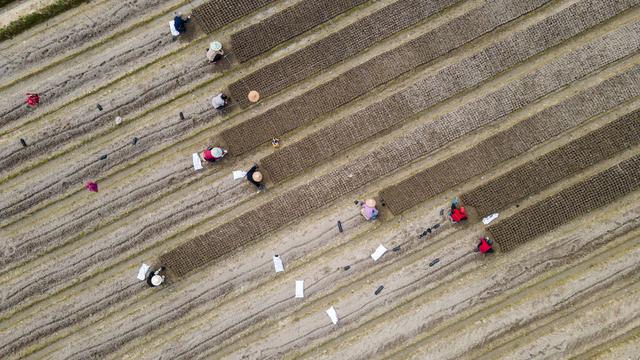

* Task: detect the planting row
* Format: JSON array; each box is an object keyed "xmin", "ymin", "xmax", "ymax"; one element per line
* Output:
[
  {"xmin": 192, "ymin": 0, "xmax": 275, "ymax": 34},
  {"xmin": 462, "ymin": 109, "xmax": 640, "ymax": 217},
  {"xmin": 228, "ymin": 0, "xmax": 461, "ymax": 108},
  {"xmin": 220, "ymin": 0, "xmax": 553, "ymax": 154},
  {"xmin": 380, "ymin": 63, "xmax": 640, "ymax": 214},
  {"xmin": 488, "ymin": 154, "xmax": 640, "ymax": 251},
  {"xmin": 159, "ymin": 18, "xmax": 635, "ymax": 277},
  {"xmin": 231, "ymin": 0, "xmax": 368, "ymax": 62},
  {"xmin": 260, "ymin": 13, "xmax": 640, "ymax": 183}
]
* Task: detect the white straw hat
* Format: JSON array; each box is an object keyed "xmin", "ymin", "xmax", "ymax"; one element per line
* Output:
[
  {"xmin": 212, "ymin": 147, "xmax": 223, "ymax": 158},
  {"xmin": 365, "ymin": 199, "xmax": 376, "ymax": 208},
  {"xmin": 252, "ymin": 171, "xmax": 263, "ymax": 182},
  {"xmin": 151, "ymin": 275, "xmax": 164, "ymax": 286},
  {"xmin": 210, "ymin": 41, "xmax": 222, "ymax": 51}
]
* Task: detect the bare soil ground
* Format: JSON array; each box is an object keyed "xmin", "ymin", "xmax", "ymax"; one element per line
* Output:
[{"xmin": 1, "ymin": 0, "xmax": 639, "ymax": 358}]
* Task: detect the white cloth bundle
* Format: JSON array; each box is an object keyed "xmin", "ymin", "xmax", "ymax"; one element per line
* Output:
[
  {"xmin": 169, "ymin": 20, "xmax": 179, "ymax": 36},
  {"xmin": 482, "ymin": 213, "xmax": 499, "ymax": 225},
  {"xmin": 326, "ymin": 306, "xmax": 339, "ymax": 324},
  {"xmin": 273, "ymin": 255, "xmax": 284, "ymax": 273},
  {"xmin": 295, "ymin": 280, "xmax": 304, "ymax": 298},
  {"xmin": 371, "ymin": 245, "xmax": 387, "ymax": 261},
  {"xmin": 233, "ymin": 170, "xmax": 247, "ymax": 180},
  {"xmin": 192, "ymin": 153, "xmax": 203, "ymax": 171},
  {"xmin": 137, "ymin": 263, "xmax": 150, "ymax": 280}
]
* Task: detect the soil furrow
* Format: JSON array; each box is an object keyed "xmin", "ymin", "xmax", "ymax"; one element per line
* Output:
[
  {"xmin": 488, "ymin": 154, "xmax": 640, "ymax": 251},
  {"xmin": 0, "ymin": 173, "xmax": 248, "ymax": 314},
  {"xmin": 231, "ymin": 0, "xmax": 368, "ymax": 63},
  {"xmin": 222, "ymin": 198, "xmax": 640, "ymax": 359},
  {"xmin": 261, "ymin": 15, "xmax": 640, "ymax": 183},
  {"xmin": 0, "ymin": 0, "xmax": 168, "ymax": 81},
  {"xmin": 290, "ymin": 206, "xmax": 640, "ymax": 360},
  {"xmin": 462, "ymin": 110, "xmax": 640, "ymax": 217},
  {"xmin": 380, "ymin": 51, "xmax": 640, "ymax": 214},
  {"xmin": 162, "ymin": 21, "xmax": 639, "ymax": 277},
  {"xmin": 228, "ymin": 0, "xmax": 461, "ymax": 108},
  {"xmin": 191, "ymin": 0, "xmax": 275, "ymax": 34},
  {"xmin": 220, "ymin": 0, "xmax": 554, "ymax": 155}
]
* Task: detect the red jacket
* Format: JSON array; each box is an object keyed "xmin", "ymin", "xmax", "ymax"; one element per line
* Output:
[
  {"xmin": 479, "ymin": 238, "xmax": 492, "ymax": 253},
  {"xmin": 203, "ymin": 149, "xmax": 220, "ymax": 161},
  {"xmin": 451, "ymin": 207, "xmax": 467, "ymax": 223}
]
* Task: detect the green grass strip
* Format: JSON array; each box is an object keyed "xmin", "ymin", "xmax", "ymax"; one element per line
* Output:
[{"xmin": 0, "ymin": 0, "xmax": 91, "ymax": 42}]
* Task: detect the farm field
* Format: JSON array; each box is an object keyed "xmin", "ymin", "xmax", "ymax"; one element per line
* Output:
[{"xmin": 1, "ymin": 0, "xmax": 639, "ymax": 359}]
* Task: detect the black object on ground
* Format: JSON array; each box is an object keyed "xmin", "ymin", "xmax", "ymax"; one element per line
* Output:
[
  {"xmin": 180, "ymin": 112, "xmax": 185, "ymax": 120},
  {"xmin": 343, "ymin": 265, "xmax": 350, "ymax": 271},
  {"xmin": 429, "ymin": 258, "xmax": 440, "ymax": 267},
  {"xmin": 20, "ymin": 138, "xmax": 27, "ymax": 147},
  {"xmin": 433, "ymin": 224, "xmax": 440, "ymax": 229},
  {"xmin": 337, "ymin": 220, "xmax": 343, "ymax": 233},
  {"xmin": 132, "ymin": 137, "xmax": 139, "ymax": 145},
  {"xmin": 99, "ymin": 154, "xmax": 107, "ymax": 160},
  {"xmin": 97, "ymin": 104, "xmax": 103, "ymax": 111},
  {"xmin": 439, "ymin": 208, "xmax": 444, "ymax": 216},
  {"xmin": 374, "ymin": 285, "xmax": 384, "ymax": 295},
  {"xmin": 392, "ymin": 246, "xmax": 401, "ymax": 252}
]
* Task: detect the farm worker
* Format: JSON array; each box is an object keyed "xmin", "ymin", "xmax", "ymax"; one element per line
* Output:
[
  {"xmin": 85, "ymin": 181, "xmax": 98, "ymax": 192},
  {"xmin": 475, "ymin": 237, "xmax": 494, "ymax": 254},
  {"xmin": 201, "ymin": 146, "xmax": 227, "ymax": 162},
  {"xmin": 173, "ymin": 15, "xmax": 189, "ymax": 34},
  {"xmin": 26, "ymin": 93, "xmax": 40, "ymax": 107},
  {"xmin": 212, "ymin": 93, "xmax": 229, "ymax": 110},
  {"xmin": 146, "ymin": 266, "xmax": 166, "ymax": 287},
  {"xmin": 449, "ymin": 197, "xmax": 467, "ymax": 223},
  {"xmin": 246, "ymin": 164, "xmax": 266, "ymax": 191},
  {"xmin": 206, "ymin": 41, "xmax": 224, "ymax": 63},
  {"xmin": 357, "ymin": 199, "xmax": 378, "ymax": 220}
]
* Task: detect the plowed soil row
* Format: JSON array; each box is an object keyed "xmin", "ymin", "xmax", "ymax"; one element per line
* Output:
[
  {"xmin": 160, "ymin": 33, "xmax": 631, "ymax": 277},
  {"xmin": 462, "ymin": 110, "xmax": 640, "ymax": 217},
  {"xmin": 0, "ymin": 168, "xmax": 249, "ymax": 313},
  {"xmin": 381, "ymin": 63, "xmax": 640, "ymax": 215},
  {"xmin": 218, "ymin": 198, "xmax": 640, "ymax": 359},
  {"xmin": 0, "ymin": 58, "xmax": 214, "ymax": 175},
  {"xmin": 260, "ymin": 14, "xmax": 640, "ymax": 183},
  {"xmin": 0, "ymin": 0, "xmax": 169, "ymax": 82},
  {"xmin": 192, "ymin": 0, "xmax": 274, "ymax": 34},
  {"xmin": 3, "ymin": 203, "xmax": 366, "ymax": 358},
  {"xmin": 376, "ymin": 231, "xmax": 640, "ymax": 360},
  {"xmin": 489, "ymin": 154, "xmax": 640, "ymax": 251},
  {"xmin": 227, "ymin": 0, "xmax": 461, "ymax": 108},
  {"xmin": 231, "ymin": 0, "xmax": 368, "ymax": 63},
  {"xmin": 220, "ymin": 0, "xmax": 553, "ymax": 155}
]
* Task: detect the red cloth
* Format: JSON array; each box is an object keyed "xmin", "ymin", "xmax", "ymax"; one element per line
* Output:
[
  {"xmin": 451, "ymin": 207, "xmax": 467, "ymax": 223},
  {"xmin": 26, "ymin": 94, "xmax": 40, "ymax": 107},
  {"xmin": 203, "ymin": 149, "xmax": 217, "ymax": 161},
  {"xmin": 479, "ymin": 238, "xmax": 492, "ymax": 253},
  {"xmin": 85, "ymin": 181, "xmax": 98, "ymax": 192}
]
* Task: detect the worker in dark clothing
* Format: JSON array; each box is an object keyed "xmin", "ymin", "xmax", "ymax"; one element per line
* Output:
[
  {"xmin": 174, "ymin": 15, "xmax": 189, "ymax": 33},
  {"xmin": 474, "ymin": 237, "xmax": 494, "ymax": 254},
  {"xmin": 246, "ymin": 164, "xmax": 265, "ymax": 191},
  {"xmin": 146, "ymin": 266, "xmax": 166, "ymax": 287}
]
